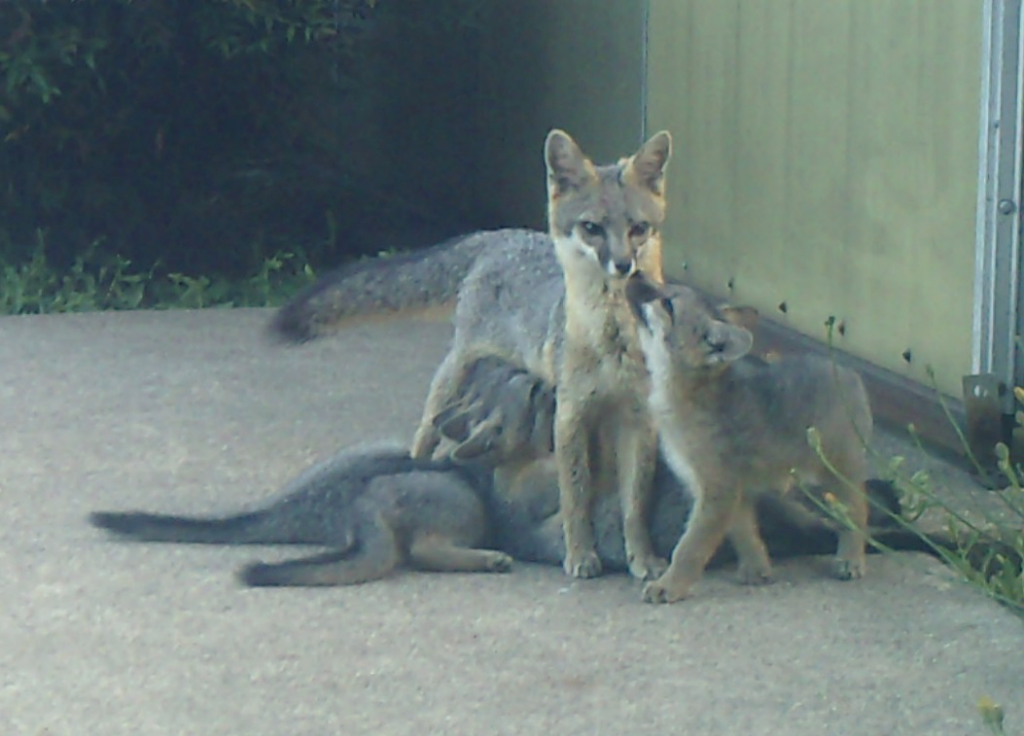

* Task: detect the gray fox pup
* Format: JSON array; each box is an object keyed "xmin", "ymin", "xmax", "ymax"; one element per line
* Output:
[
  {"xmin": 90, "ymin": 354, "xmax": 909, "ymax": 588},
  {"xmin": 270, "ymin": 129, "xmax": 673, "ymax": 584},
  {"xmin": 626, "ymin": 278, "xmax": 873, "ymax": 603},
  {"xmin": 90, "ymin": 445, "xmax": 511, "ymax": 587},
  {"xmin": 432, "ymin": 354, "xmax": 556, "ymax": 465},
  {"xmin": 86, "ymin": 359, "xmax": 550, "ymax": 590},
  {"xmin": 438, "ymin": 354, "xmax": 906, "ymax": 571}
]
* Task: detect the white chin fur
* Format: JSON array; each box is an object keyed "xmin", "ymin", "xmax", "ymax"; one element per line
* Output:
[{"xmin": 553, "ymin": 235, "xmax": 600, "ymax": 266}]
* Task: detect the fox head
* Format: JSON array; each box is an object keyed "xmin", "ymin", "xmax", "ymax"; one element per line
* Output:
[
  {"xmin": 626, "ymin": 276, "xmax": 754, "ymax": 385},
  {"xmin": 432, "ymin": 356, "xmax": 556, "ymax": 466},
  {"xmin": 544, "ymin": 129, "xmax": 672, "ymax": 284}
]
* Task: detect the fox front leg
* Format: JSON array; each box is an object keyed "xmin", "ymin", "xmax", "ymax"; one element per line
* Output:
[
  {"xmin": 727, "ymin": 498, "xmax": 773, "ymax": 585},
  {"xmin": 643, "ymin": 486, "xmax": 739, "ymax": 603},
  {"xmin": 832, "ymin": 481, "xmax": 869, "ymax": 581},
  {"xmin": 555, "ymin": 401, "xmax": 602, "ymax": 579},
  {"xmin": 613, "ymin": 418, "xmax": 666, "ymax": 581},
  {"xmin": 411, "ymin": 351, "xmax": 465, "ymax": 459}
]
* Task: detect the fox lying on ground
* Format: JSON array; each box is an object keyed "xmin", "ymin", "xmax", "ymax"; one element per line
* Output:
[
  {"xmin": 90, "ymin": 447, "xmax": 511, "ymax": 587},
  {"xmin": 626, "ymin": 277, "xmax": 874, "ymax": 603},
  {"xmin": 272, "ymin": 129, "xmax": 674, "ymax": 582},
  {"xmin": 90, "ymin": 353, "xmax": 908, "ymax": 588}
]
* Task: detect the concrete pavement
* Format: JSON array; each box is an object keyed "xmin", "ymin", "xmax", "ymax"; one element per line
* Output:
[{"xmin": 1, "ymin": 308, "xmax": 1021, "ymax": 735}]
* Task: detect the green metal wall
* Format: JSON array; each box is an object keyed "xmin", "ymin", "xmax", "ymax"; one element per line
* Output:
[
  {"xmin": 475, "ymin": 0, "xmax": 646, "ymax": 229},
  {"xmin": 648, "ymin": 0, "xmax": 984, "ymax": 396}
]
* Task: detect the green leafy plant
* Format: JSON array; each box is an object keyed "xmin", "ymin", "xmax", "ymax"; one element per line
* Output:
[
  {"xmin": 873, "ymin": 435, "xmax": 1023, "ymax": 616},
  {"xmin": 0, "ymin": 230, "xmax": 316, "ymax": 314},
  {"xmin": 802, "ymin": 350, "xmax": 1022, "ymax": 733},
  {"xmin": 805, "ymin": 323, "xmax": 1024, "ymax": 619},
  {"xmin": 0, "ymin": 231, "xmax": 151, "ymax": 313}
]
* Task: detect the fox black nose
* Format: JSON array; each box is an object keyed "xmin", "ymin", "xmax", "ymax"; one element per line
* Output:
[{"xmin": 612, "ymin": 259, "xmax": 634, "ymax": 276}]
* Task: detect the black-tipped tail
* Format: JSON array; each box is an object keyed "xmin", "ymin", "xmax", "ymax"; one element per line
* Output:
[
  {"xmin": 864, "ymin": 478, "xmax": 902, "ymax": 526},
  {"xmin": 89, "ymin": 510, "xmax": 268, "ymax": 544},
  {"xmin": 269, "ymin": 297, "xmax": 320, "ymax": 344},
  {"xmin": 267, "ymin": 231, "xmax": 506, "ymax": 343}
]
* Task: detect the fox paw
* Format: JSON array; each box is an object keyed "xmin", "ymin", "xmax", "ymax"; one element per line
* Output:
[
  {"xmin": 627, "ymin": 553, "xmax": 668, "ymax": 581},
  {"xmin": 641, "ymin": 577, "xmax": 689, "ymax": 604},
  {"xmin": 486, "ymin": 551, "xmax": 514, "ymax": 573},
  {"xmin": 736, "ymin": 563, "xmax": 773, "ymax": 586},
  {"xmin": 563, "ymin": 550, "xmax": 602, "ymax": 579},
  {"xmin": 833, "ymin": 556, "xmax": 866, "ymax": 581}
]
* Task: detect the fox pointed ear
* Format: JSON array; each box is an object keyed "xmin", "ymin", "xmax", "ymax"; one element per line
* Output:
[
  {"xmin": 450, "ymin": 411, "xmax": 503, "ymax": 463},
  {"xmin": 435, "ymin": 407, "xmax": 473, "ymax": 443},
  {"xmin": 625, "ymin": 130, "xmax": 672, "ymax": 194},
  {"xmin": 545, "ymin": 129, "xmax": 595, "ymax": 196},
  {"xmin": 708, "ymin": 322, "xmax": 753, "ymax": 365},
  {"xmin": 720, "ymin": 305, "xmax": 759, "ymax": 330}
]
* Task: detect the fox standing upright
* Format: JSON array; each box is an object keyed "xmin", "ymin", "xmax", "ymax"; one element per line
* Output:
[
  {"xmin": 626, "ymin": 278, "xmax": 873, "ymax": 604},
  {"xmin": 272, "ymin": 130, "xmax": 674, "ymax": 581}
]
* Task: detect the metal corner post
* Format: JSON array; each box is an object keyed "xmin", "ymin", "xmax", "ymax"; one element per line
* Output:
[{"xmin": 974, "ymin": 0, "xmax": 1024, "ymax": 406}]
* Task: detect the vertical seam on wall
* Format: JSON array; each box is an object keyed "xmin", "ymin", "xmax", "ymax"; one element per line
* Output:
[
  {"xmin": 640, "ymin": 0, "xmax": 649, "ymax": 144},
  {"xmin": 974, "ymin": 0, "xmax": 999, "ymax": 377}
]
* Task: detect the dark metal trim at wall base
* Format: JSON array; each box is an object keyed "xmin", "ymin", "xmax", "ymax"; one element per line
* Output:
[{"xmin": 748, "ymin": 315, "xmax": 969, "ymax": 461}]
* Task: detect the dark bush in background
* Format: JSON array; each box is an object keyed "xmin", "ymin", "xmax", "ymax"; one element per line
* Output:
[{"xmin": 0, "ymin": 0, "xmax": 480, "ymax": 298}]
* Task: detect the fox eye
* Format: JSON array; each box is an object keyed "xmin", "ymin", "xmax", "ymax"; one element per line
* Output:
[
  {"xmin": 580, "ymin": 221, "xmax": 605, "ymax": 238},
  {"xmin": 629, "ymin": 222, "xmax": 650, "ymax": 239}
]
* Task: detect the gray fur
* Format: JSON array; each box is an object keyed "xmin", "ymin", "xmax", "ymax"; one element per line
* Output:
[
  {"xmin": 90, "ymin": 444, "xmax": 511, "ymax": 587},
  {"xmin": 88, "ymin": 355, "xmax": 916, "ymax": 588},
  {"xmin": 438, "ymin": 354, "xmax": 903, "ymax": 571},
  {"xmin": 432, "ymin": 355, "xmax": 556, "ymax": 464},
  {"xmin": 627, "ymin": 281, "xmax": 874, "ymax": 603},
  {"xmin": 269, "ymin": 130, "xmax": 672, "ymax": 583},
  {"xmin": 408, "ymin": 131, "xmax": 674, "ymax": 584},
  {"xmin": 546, "ymin": 130, "xmax": 669, "ymax": 275},
  {"xmin": 271, "ymin": 229, "xmax": 552, "ymax": 341}
]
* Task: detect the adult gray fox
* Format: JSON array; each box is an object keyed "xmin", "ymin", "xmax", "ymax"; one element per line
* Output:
[
  {"xmin": 271, "ymin": 129, "xmax": 674, "ymax": 583},
  {"xmin": 626, "ymin": 277, "xmax": 874, "ymax": 603}
]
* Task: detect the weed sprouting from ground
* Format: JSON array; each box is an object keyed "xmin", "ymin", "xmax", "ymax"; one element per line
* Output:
[
  {"xmin": 872, "ymin": 432, "xmax": 1023, "ymax": 616},
  {"xmin": 805, "ymin": 325, "xmax": 1022, "ymax": 732},
  {"xmin": 807, "ymin": 323, "xmax": 1024, "ymax": 617},
  {"xmin": 979, "ymin": 696, "xmax": 1008, "ymax": 735}
]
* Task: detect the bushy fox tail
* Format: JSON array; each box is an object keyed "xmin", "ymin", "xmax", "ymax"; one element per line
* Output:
[
  {"xmin": 89, "ymin": 509, "xmax": 291, "ymax": 545},
  {"xmin": 270, "ymin": 230, "xmax": 506, "ymax": 342}
]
